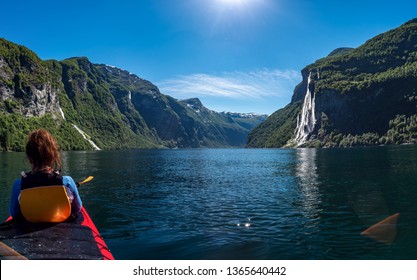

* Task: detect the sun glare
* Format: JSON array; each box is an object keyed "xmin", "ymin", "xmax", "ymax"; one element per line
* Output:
[
  {"xmin": 216, "ymin": 0, "xmax": 251, "ymax": 7},
  {"xmin": 220, "ymin": 0, "xmax": 245, "ymax": 4},
  {"xmin": 200, "ymin": 0, "xmax": 270, "ymax": 33}
]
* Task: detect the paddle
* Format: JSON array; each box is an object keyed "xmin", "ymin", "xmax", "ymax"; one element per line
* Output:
[
  {"xmin": 361, "ymin": 213, "xmax": 400, "ymax": 244},
  {"xmin": 76, "ymin": 176, "xmax": 94, "ymax": 188},
  {"xmin": 0, "ymin": 241, "xmax": 28, "ymax": 260},
  {"xmin": 0, "ymin": 175, "xmax": 94, "ymax": 260}
]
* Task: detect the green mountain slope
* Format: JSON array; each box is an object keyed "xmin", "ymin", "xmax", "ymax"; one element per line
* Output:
[
  {"xmin": 248, "ymin": 18, "xmax": 417, "ymax": 148},
  {"xmin": 0, "ymin": 38, "xmax": 264, "ymax": 151},
  {"xmin": 246, "ymin": 102, "xmax": 301, "ymax": 148}
]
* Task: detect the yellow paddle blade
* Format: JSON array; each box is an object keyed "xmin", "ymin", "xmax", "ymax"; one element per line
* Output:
[
  {"xmin": 361, "ymin": 213, "xmax": 400, "ymax": 244},
  {"xmin": 78, "ymin": 176, "xmax": 94, "ymax": 186}
]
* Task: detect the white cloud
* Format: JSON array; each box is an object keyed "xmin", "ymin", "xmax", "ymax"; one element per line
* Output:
[{"xmin": 157, "ymin": 69, "xmax": 301, "ymax": 100}]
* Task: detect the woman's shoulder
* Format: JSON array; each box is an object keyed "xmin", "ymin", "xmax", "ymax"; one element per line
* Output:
[{"xmin": 62, "ymin": 175, "xmax": 76, "ymax": 185}]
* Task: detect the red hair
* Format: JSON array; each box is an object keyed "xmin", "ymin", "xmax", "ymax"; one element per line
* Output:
[{"xmin": 26, "ymin": 129, "xmax": 62, "ymax": 172}]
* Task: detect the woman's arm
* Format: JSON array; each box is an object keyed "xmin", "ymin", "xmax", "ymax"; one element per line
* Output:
[
  {"xmin": 63, "ymin": 176, "xmax": 83, "ymax": 214},
  {"xmin": 9, "ymin": 179, "xmax": 22, "ymax": 218}
]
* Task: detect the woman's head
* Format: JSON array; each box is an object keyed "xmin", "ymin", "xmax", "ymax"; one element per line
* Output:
[{"xmin": 26, "ymin": 129, "xmax": 62, "ymax": 172}]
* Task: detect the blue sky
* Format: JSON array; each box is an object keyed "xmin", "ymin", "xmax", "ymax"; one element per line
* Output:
[{"xmin": 1, "ymin": 0, "xmax": 417, "ymax": 114}]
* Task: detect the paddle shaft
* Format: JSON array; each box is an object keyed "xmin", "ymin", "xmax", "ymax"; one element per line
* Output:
[{"xmin": 0, "ymin": 241, "xmax": 28, "ymax": 260}]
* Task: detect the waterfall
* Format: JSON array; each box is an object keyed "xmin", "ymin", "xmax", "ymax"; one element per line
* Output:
[
  {"xmin": 59, "ymin": 107, "xmax": 66, "ymax": 120},
  {"xmin": 72, "ymin": 124, "xmax": 101, "ymax": 150},
  {"xmin": 294, "ymin": 72, "xmax": 316, "ymax": 146}
]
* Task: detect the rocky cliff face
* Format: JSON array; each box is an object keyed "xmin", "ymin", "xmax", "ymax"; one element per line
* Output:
[
  {"xmin": 0, "ymin": 41, "xmax": 61, "ymax": 117},
  {"xmin": 0, "ymin": 39, "xmax": 264, "ymax": 151},
  {"xmin": 248, "ymin": 18, "xmax": 417, "ymax": 148}
]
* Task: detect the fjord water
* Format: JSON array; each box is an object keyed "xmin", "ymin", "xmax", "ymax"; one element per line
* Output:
[{"xmin": 1, "ymin": 146, "xmax": 417, "ymax": 259}]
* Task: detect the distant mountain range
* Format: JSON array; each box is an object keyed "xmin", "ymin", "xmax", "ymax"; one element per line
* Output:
[
  {"xmin": 0, "ymin": 38, "xmax": 266, "ymax": 151},
  {"xmin": 248, "ymin": 18, "xmax": 417, "ymax": 148}
]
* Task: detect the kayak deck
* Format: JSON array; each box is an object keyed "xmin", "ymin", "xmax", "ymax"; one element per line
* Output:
[{"xmin": 0, "ymin": 207, "xmax": 114, "ymax": 260}]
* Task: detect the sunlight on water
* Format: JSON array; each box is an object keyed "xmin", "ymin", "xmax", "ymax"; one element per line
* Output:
[{"xmin": 296, "ymin": 148, "xmax": 321, "ymax": 219}]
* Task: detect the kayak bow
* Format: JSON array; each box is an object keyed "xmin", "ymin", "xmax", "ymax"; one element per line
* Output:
[{"xmin": 0, "ymin": 207, "xmax": 114, "ymax": 260}]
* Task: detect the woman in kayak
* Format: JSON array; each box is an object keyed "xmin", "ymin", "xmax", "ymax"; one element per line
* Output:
[{"xmin": 9, "ymin": 129, "xmax": 83, "ymax": 222}]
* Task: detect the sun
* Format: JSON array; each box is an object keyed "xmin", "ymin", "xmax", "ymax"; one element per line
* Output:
[{"xmin": 204, "ymin": 0, "xmax": 267, "ymax": 28}]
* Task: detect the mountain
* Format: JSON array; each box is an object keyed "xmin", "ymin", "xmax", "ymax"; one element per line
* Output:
[
  {"xmin": 219, "ymin": 112, "xmax": 268, "ymax": 130},
  {"xmin": 247, "ymin": 18, "xmax": 417, "ymax": 148},
  {"xmin": 0, "ymin": 38, "xmax": 263, "ymax": 151}
]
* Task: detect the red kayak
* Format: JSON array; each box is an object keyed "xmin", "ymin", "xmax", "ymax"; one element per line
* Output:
[
  {"xmin": 78, "ymin": 207, "xmax": 114, "ymax": 260},
  {"xmin": 0, "ymin": 207, "xmax": 114, "ymax": 260}
]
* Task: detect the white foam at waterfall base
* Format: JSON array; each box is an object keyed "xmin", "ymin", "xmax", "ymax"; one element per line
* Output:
[{"xmin": 294, "ymin": 72, "xmax": 316, "ymax": 146}]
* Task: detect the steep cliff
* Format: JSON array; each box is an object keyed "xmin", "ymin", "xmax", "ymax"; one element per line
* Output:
[
  {"xmin": 248, "ymin": 18, "xmax": 417, "ymax": 148},
  {"xmin": 0, "ymin": 39, "xmax": 92, "ymax": 151},
  {"xmin": 0, "ymin": 38, "xmax": 264, "ymax": 151}
]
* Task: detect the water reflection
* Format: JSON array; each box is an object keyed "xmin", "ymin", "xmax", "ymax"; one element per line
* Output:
[{"xmin": 295, "ymin": 148, "xmax": 322, "ymax": 220}]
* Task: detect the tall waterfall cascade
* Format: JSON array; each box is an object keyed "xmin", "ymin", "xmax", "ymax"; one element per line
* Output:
[{"xmin": 294, "ymin": 72, "xmax": 317, "ymax": 146}]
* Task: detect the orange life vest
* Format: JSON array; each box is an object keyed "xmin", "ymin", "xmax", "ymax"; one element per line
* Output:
[{"xmin": 20, "ymin": 171, "xmax": 71, "ymax": 223}]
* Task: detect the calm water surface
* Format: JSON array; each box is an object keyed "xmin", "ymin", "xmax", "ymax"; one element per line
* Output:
[{"xmin": 1, "ymin": 146, "xmax": 417, "ymax": 259}]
